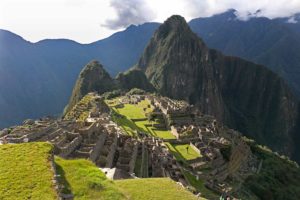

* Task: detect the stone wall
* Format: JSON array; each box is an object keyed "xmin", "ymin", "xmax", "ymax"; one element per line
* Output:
[
  {"xmin": 59, "ymin": 135, "xmax": 83, "ymax": 158},
  {"xmin": 105, "ymin": 135, "xmax": 118, "ymax": 168},
  {"xmin": 90, "ymin": 133, "xmax": 107, "ymax": 162}
]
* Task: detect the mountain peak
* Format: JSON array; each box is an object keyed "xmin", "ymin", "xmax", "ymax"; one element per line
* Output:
[
  {"xmin": 160, "ymin": 15, "xmax": 190, "ymax": 32},
  {"xmin": 64, "ymin": 60, "xmax": 115, "ymax": 114},
  {"xmin": 154, "ymin": 15, "xmax": 192, "ymax": 40},
  {"xmin": 165, "ymin": 15, "xmax": 186, "ymax": 24}
]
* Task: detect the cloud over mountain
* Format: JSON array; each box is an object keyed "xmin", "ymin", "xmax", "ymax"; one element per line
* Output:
[{"xmin": 103, "ymin": 0, "xmax": 156, "ymax": 30}]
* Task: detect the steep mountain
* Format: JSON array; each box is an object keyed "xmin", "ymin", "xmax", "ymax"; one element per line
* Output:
[
  {"xmin": 0, "ymin": 23, "xmax": 159, "ymax": 128},
  {"xmin": 189, "ymin": 9, "xmax": 300, "ymax": 96},
  {"xmin": 64, "ymin": 60, "xmax": 116, "ymax": 113},
  {"xmin": 137, "ymin": 15, "xmax": 300, "ymax": 160}
]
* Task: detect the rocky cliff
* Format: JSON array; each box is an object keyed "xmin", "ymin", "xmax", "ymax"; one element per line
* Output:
[{"xmin": 137, "ymin": 15, "xmax": 300, "ymax": 159}]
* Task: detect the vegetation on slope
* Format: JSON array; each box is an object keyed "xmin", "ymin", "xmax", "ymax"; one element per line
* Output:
[
  {"xmin": 115, "ymin": 178, "xmax": 198, "ymax": 200},
  {"xmin": 64, "ymin": 93, "xmax": 94, "ymax": 121},
  {"xmin": 55, "ymin": 157, "xmax": 125, "ymax": 200},
  {"xmin": 182, "ymin": 171, "xmax": 219, "ymax": 200},
  {"xmin": 0, "ymin": 142, "xmax": 57, "ymax": 200},
  {"xmin": 116, "ymin": 69, "xmax": 155, "ymax": 92},
  {"xmin": 239, "ymin": 142, "xmax": 300, "ymax": 200}
]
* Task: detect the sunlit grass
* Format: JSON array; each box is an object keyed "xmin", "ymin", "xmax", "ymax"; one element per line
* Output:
[
  {"xmin": 115, "ymin": 178, "xmax": 198, "ymax": 200},
  {"xmin": 165, "ymin": 143, "xmax": 200, "ymax": 162},
  {"xmin": 0, "ymin": 142, "xmax": 57, "ymax": 200},
  {"xmin": 55, "ymin": 157, "xmax": 125, "ymax": 200}
]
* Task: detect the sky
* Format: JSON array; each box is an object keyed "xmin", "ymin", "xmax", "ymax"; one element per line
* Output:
[{"xmin": 0, "ymin": 0, "xmax": 300, "ymax": 43}]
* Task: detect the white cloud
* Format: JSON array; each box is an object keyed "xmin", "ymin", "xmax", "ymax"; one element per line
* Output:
[
  {"xmin": 0, "ymin": 0, "xmax": 299, "ymax": 43},
  {"xmin": 102, "ymin": 0, "xmax": 156, "ymax": 30}
]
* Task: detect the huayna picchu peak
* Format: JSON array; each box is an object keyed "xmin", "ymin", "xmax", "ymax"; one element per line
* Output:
[
  {"xmin": 137, "ymin": 15, "xmax": 300, "ymax": 163},
  {"xmin": 2, "ymin": 10, "xmax": 300, "ymax": 200}
]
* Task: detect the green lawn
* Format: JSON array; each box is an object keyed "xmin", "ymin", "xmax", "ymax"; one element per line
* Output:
[
  {"xmin": 107, "ymin": 98, "xmax": 175, "ymax": 139},
  {"xmin": 182, "ymin": 171, "xmax": 218, "ymax": 200},
  {"xmin": 115, "ymin": 178, "xmax": 198, "ymax": 200},
  {"xmin": 55, "ymin": 157, "xmax": 125, "ymax": 200},
  {"xmin": 165, "ymin": 143, "xmax": 200, "ymax": 162},
  {"xmin": 135, "ymin": 120, "xmax": 176, "ymax": 139},
  {"xmin": 0, "ymin": 142, "xmax": 58, "ymax": 200},
  {"xmin": 111, "ymin": 113, "xmax": 139, "ymax": 137},
  {"xmin": 114, "ymin": 100, "xmax": 152, "ymax": 119}
]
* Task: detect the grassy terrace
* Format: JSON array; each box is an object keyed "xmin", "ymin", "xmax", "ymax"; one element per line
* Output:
[
  {"xmin": 165, "ymin": 143, "xmax": 201, "ymax": 163},
  {"xmin": 55, "ymin": 158, "xmax": 125, "ymax": 200},
  {"xmin": 0, "ymin": 142, "xmax": 58, "ymax": 200},
  {"xmin": 115, "ymin": 178, "xmax": 198, "ymax": 200},
  {"xmin": 106, "ymin": 98, "xmax": 175, "ymax": 139},
  {"xmin": 55, "ymin": 158, "xmax": 199, "ymax": 200},
  {"xmin": 64, "ymin": 94, "xmax": 94, "ymax": 122}
]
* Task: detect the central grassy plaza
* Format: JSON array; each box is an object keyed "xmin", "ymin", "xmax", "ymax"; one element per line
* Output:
[{"xmin": 106, "ymin": 98, "xmax": 176, "ymax": 139}]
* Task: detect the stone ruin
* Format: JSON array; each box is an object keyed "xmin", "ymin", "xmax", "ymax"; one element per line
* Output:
[
  {"xmin": 0, "ymin": 93, "xmax": 261, "ymax": 198},
  {"xmin": 144, "ymin": 94, "xmax": 260, "ymax": 195}
]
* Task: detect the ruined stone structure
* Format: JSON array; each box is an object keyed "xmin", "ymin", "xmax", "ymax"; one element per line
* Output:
[{"xmin": 0, "ymin": 93, "xmax": 260, "ymax": 197}]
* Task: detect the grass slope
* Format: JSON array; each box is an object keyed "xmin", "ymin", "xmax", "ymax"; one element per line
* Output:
[
  {"xmin": 182, "ymin": 171, "xmax": 219, "ymax": 200},
  {"xmin": 0, "ymin": 142, "xmax": 57, "ymax": 200},
  {"xmin": 115, "ymin": 178, "xmax": 198, "ymax": 200},
  {"xmin": 56, "ymin": 158, "xmax": 199, "ymax": 200},
  {"xmin": 165, "ymin": 143, "xmax": 200, "ymax": 162},
  {"xmin": 107, "ymin": 98, "xmax": 175, "ymax": 139},
  {"xmin": 55, "ymin": 157, "xmax": 125, "ymax": 200},
  {"xmin": 240, "ymin": 143, "xmax": 300, "ymax": 200}
]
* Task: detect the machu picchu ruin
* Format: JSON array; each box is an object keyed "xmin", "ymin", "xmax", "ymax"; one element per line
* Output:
[
  {"xmin": 2, "ymin": 11, "xmax": 300, "ymax": 200},
  {"xmin": 2, "ymin": 90, "xmax": 299, "ymax": 200}
]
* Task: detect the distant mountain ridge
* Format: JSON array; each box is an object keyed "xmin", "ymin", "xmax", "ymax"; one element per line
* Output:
[
  {"xmin": 189, "ymin": 9, "xmax": 300, "ymax": 96},
  {"xmin": 2, "ymin": 9, "xmax": 300, "ymax": 128},
  {"xmin": 0, "ymin": 23, "xmax": 159, "ymax": 127}
]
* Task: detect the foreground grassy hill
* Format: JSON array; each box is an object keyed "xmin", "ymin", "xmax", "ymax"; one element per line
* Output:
[
  {"xmin": 55, "ymin": 157, "xmax": 198, "ymax": 200},
  {"xmin": 0, "ymin": 142, "xmax": 198, "ymax": 200},
  {"xmin": 55, "ymin": 157, "xmax": 126, "ymax": 200},
  {"xmin": 0, "ymin": 143, "xmax": 58, "ymax": 200}
]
